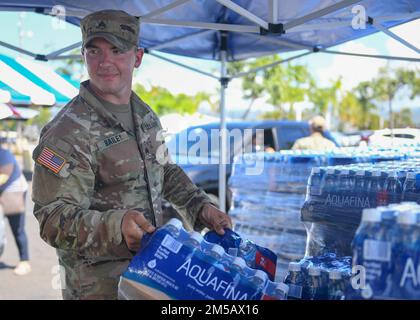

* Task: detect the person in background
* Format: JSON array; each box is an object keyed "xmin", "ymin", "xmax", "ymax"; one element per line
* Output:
[
  {"xmin": 292, "ymin": 115, "xmax": 337, "ymax": 151},
  {"xmin": 0, "ymin": 146, "xmax": 30, "ymax": 275}
]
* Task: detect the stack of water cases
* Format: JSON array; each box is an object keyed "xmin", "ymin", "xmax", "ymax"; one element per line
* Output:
[
  {"xmin": 229, "ymin": 147, "xmax": 416, "ymax": 279},
  {"xmin": 118, "ymin": 219, "xmax": 290, "ymax": 300},
  {"xmin": 349, "ymin": 202, "xmax": 420, "ymax": 300},
  {"xmin": 302, "ymin": 157, "xmax": 420, "ymax": 257},
  {"xmin": 283, "ymin": 253, "xmax": 352, "ymax": 300}
]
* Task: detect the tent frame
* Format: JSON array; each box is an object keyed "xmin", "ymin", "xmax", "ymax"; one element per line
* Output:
[{"xmin": 0, "ymin": 0, "xmax": 419, "ymax": 211}]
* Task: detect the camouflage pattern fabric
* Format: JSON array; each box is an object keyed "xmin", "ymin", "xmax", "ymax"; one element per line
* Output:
[
  {"xmin": 32, "ymin": 81, "xmax": 214, "ymax": 299},
  {"xmin": 292, "ymin": 132, "xmax": 337, "ymax": 151}
]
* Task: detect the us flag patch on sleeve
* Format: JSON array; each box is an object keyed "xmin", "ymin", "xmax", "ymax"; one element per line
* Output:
[{"xmin": 37, "ymin": 146, "xmax": 66, "ymax": 174}]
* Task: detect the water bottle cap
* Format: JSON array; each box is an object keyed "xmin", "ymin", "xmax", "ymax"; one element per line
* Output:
[
  {"xmin": 210, "ymin": 244, "xmax": 225, "ymax": 257},
  {"xmin": 311, "ymin": 167, "xmax": 321, "ymax": 174},
  {"xmin": 362, "ymin": 209, "xmax": 381, "ymax": 222},
  {"xmin": 308, "ymin": 267, "xmax": 321, "ymax": 276},
  {"xmin": 166, "ymin": 218, "xmax": 183, "ymax": 230},
  {"xmin": 188, "ymin": 231, "xmax": 203, "ymax": 244},
  {"xmin": 288, "ymin": 262, "xmax": 301, "ymax": 272},
  {"xmin": 407, "ymin": 172, "xmax": 416, "ymax": 179},
  {"xmin": 372, "ymin": 170, "xmax": 382, "ymax": 177},
  {"xmin": 380, "ymin": 209, "xmax": 396, "ymax": 221},
  {"xmin": 400, "ymin": 201, "xmax": 418, "ymax": 208},
  {"xmin": 276, "ymin": 282, "xmax": 289, "ymax": 294},
  {"xmin": 327, "ymin": 168, "xmax": 335, "ymax": 175},
  {"xmin": 253, "ymin": 270, "xmax": 268, "ymax": 283},
  {"xmin": 397, "ymin": 211, "xmax": 416, "ymax": 225},
  {"xmin": 232, "ymin": 257, "xmax": 246, "ymax": 269},
  {"xmin": 329, "ymin": 270, "xmax": 342, "ymax": 280}
]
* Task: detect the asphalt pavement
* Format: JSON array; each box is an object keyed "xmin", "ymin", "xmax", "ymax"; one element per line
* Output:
[{"xmin": 0, "ymin": 182, "xmax": 62, "ymax": 300}]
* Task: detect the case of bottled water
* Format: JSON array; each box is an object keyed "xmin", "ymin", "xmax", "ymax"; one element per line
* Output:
[
  {"xmin": 349, "ymin": 203, "xmax": 420, "ymax": 300},
  {"xmin": 118, "ymin": 218, "xmax": 289, "ymax": 300},
  {"xmin": 283, "ymin": 253, "xmax": 352, "ymax": 300},
  {"xmin": 229, "ymin": 147, "xmax": 419, "ymax": 279},
  {"xmin": 302, "ymin": 155, "xmax": 420, "ymax": 257}
]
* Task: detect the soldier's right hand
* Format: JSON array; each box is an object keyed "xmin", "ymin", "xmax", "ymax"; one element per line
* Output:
[{"xmin": 121, "ymin": 210, "xmax": 155, "ymax": 252}]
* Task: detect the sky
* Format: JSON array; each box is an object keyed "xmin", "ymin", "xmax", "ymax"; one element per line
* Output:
[{"xmin": 0, "ymin": 10, "xmax": 418, "ymax": 121}]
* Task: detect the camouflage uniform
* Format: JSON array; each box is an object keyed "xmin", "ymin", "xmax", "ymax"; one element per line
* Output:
[
  {"xmin": 292, "ymin": 132, "xmax": 336, "ymax": 151},
  {"xmin": 32, "ymin": 81, "xmax": 214, "ymax": 299}
]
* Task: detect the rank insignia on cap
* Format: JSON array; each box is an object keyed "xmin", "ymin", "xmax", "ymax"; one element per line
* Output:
[{"xmin": 37, "ymin": 147, "xmax": 66, "ymax": 174}]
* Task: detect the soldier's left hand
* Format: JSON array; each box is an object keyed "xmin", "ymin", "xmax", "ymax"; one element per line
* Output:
[{"xmin": 198, "ymin": 203, "xmax": 232, "ymax": 235}]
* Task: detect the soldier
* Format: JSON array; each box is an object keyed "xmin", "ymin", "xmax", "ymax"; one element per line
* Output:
[
  {"xmin": 292, "ymin": 115, "xmax": 337, "ymax": 151},
  {"xmin": 32, "ymin": 9, "xmax": 232, "ymax": 300}
]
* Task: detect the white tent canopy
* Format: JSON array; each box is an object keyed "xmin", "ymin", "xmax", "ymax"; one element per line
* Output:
[{"xmin": 0, "ymin": 0, "xmax": 418, "ymax": 211}]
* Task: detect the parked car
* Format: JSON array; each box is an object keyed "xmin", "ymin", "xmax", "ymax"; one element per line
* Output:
[
  {"xmin": 367, "ymin": 128, "xmax": 420, "ymax": 147},
  {"xmin": 331, "ymin": 130, "xmax": 373, "ymax": 147},
  {"xmin": 163, "ymin": 120, "xmax": 338, "ymax": 220}
]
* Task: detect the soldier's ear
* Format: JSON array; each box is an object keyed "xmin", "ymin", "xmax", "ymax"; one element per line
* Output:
[{"xmin": 134, "ymin": 48, "xmax": 144, "ymax": 68}]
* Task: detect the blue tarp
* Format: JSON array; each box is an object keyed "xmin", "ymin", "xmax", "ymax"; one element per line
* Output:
[{"xmin": 0, "ymin": 0, "xmax": 418, "ymax": 61}]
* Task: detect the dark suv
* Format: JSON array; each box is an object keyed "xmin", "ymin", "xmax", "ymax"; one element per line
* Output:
[{"xmin": 164, "ymin": 120, "xmax": 337, "ymax": 212}]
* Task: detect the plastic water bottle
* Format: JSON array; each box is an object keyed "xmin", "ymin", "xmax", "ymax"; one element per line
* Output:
[
  {"xmin": 403, "ymin": 172, "xmax": 420, "ymax": 204},
  {"xmin": 184, "ymin": 231, "xmax": 203, "ymax": 254},
  {"xmin": 327, "ymin": 270, "xmax": 345, "ymax": 300},
  {"xmin": 321, "ymin": 168, "xmax": 338, "ymax": 197},
  {"xmin": 354, "ymin": 169, "xmax": 367, "ymax": 200},
  {"xmin": 162, "ymin": 218, "xmax": 183, "ymax": 237},
  {"xmin": 231, "ymin": 256, "xmax": 247, "ymax": 275},
  {"xmin": 308, "ymin": 167, "xmax": 323, "ymax": 198},
  {"xmin": 284, "ymin": 262, "xmax": 304, "ymax": 300},
  {"xmin": 271, "ymin": 282, "xmax": 289, "ymax": 300},
  {"xmin": 249, "ymin": 269, "xmax": 268, "ymax": 291},
  {"xmin": 392, "ymin": 209, "xmax": 419, "ymax": 299},
  {"xmin": 370, "ymin": 170, "xmax": 388, "ymax": 207},
  {"xmin": 306, "ymin": 267, "xmax": 325, "ymax": 300},
  {"xmin": 352, "ymin": 209, "xmax": 381, "ymax": 266},
  {"xmin": 385, "ymin": 171, "xmax": 403, "ymax": 204}
]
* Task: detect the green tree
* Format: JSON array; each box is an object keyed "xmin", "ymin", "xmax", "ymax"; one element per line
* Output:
[
  {"xmin": 391, "ymin": 107, "xmax": 414, "ymax": 128},
  {"xmin": 229, "ymin": 55, "xmax": 312, "ymax": 120},
  {"xmin": 229, "ymin": 58, "xmax": 267, "ymax": 119},
  {"xmin": 55, "ymin": 49, "xmax": 84, "ymax": 81},
  {"xmin": 27, "ymin": 107, "xmax": 52, "ymax": 128},
  {"xmin": 133, "ymin": 83, "xmax": 211, "ymax": 116},
  {"xmin": 307, "ymin": 78, "xmax": 342, "ymax": 116},
  {"xmin": 373, "ymin": 65, "xmax": 420, "ymax": 130}
]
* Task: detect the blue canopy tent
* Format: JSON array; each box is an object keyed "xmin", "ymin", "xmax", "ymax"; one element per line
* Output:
[{"xmin": 0, "ymin": 0, "xmax": 418, "ymax": 210}]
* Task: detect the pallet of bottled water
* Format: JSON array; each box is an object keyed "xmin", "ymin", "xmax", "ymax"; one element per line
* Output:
[
  {"xmin": 349, "ymin": 202, "xmax": 420, "ymax": 300},
  {"xmin": 229, "ymin": 148, "xmax": 418, "ymax": 277},
  {"xmin": 118, "ymin": 218, "xmax": 290, "ymax": 300},
  {"xmin": 302, "ymin": 159, "xmax": 420, "ymax": 257}
]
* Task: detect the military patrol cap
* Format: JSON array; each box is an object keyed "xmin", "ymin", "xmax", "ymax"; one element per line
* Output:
[
  {"xmin": 310, "ymin": 115, "xmax": 327, "ymax": 131},
  {"xmin": 81, "ymin": 9, "xmax": 139, "ymax": 52}
]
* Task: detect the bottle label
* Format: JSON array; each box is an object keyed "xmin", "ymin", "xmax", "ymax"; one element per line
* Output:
[
  {"xmin": 363, "ymin": 240, "xmax": 391, "ymax": 262},
  {"xmin": 120, "ymin": 228, "xmax": 265, "ymax": 300},
  {"xmin": 162, "ymin": 234, "xmax": 182, "ymax": 254},
  {"xmin": 288, "ymin": 284, "xmax": 303, "ymax": 299}
]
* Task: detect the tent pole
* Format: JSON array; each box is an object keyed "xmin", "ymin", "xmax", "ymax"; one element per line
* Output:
[
  {"xmin": 371, "ymin": 20, "xmax": 420, "ymax": 55},
  {"xmin": 218, "ymin": 32, "xmax": 228, "ymax": 212}
]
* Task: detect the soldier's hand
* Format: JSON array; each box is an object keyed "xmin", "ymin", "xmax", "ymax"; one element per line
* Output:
[
  {"xmin": 198, "ymin": 203, "xmax": 232, "ymax": 236},
  {"xmin": 121, "ymin": 210, "xmax": 155, "ymax": 252}
]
